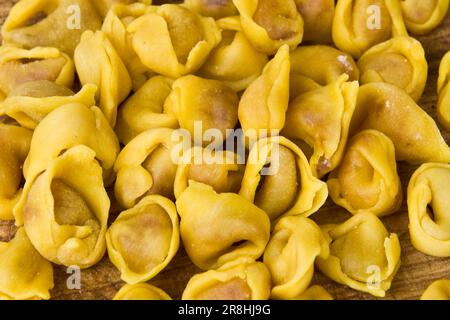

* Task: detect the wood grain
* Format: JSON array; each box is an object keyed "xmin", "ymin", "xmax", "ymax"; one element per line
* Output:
[{"xmin": 1, "ymin": 0, "xmax": 450, "ymax": 300}]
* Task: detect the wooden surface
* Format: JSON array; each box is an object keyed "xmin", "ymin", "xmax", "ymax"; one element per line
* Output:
[{"xmin": 1, "ymin": 0, "xmax": 450, "ymax": 300}]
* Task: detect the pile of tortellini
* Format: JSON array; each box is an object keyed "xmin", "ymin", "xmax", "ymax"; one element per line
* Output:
[{"xmin": 1, "ymin": 0, "xmax": 450, "ymax": 301}]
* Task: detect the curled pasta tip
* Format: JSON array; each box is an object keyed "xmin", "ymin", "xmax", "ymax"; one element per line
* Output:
[
  {"xmin": 421, "ymin": 280, "xmax": 450, "ymax": 300},
  {"xmin": 400, "ymin": 0, "xmax": 449, "ymax": 35},
  {"xmin": 113, "ymin": 283, "xmax": 172, "ymax": 300}
]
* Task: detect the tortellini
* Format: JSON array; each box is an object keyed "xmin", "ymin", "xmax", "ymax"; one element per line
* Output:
[
  {"xmin": 294, "ymin": 0, "xmax": 334, "ymax": 44},
  {"xmin": 0, "ymin": 81, "xmax": 97, "ymax": 129},
  {"xmin": 316, "ymin": 213, "xmax": 401, "ymax": 297},
  {"xmin": 421, "ymin": 280, "xmax": 450, "ymax": 300},
  {"xmin": 289, "ymin": 45, "xmax": 359, "ymax": 99},
  {"xmin": 176, "ymin": 181, "xmax": 270, "ymax": 270},
  {"xmin": 174, "ymin": 147, "xmax": 244, "ymax": 199},
  {"xmin": 113, "ymin": 283, "xmax": 172, "ymax": 300},
  {"xmin": 74, "ymin": 30, "xmax": 132, "ymax": 126},
  {"xmin": 115, "ymin": 76, "xmax": 177, "ymax": 145},
  {"xmin": 0, "ymin": 124, "xmax": 32, "ymax": 220},
  {"xmin": 233, "ymin": 0, "xmax": 304, "ymax": 54},
  {"xmin": 400, "ymin": 0, "xmax": 449, "ymax": 35},
  {"xmin": 437, "ymin": 50, "xmax": 450, "ymax": 131},
  {"xmin": 407, "ymin": 163, "xmax": 450, "ymax": 257},
  {"xmin": 332, "ymin": 0, "xmax": 408, "ymax": 58},
  {"xmin": 107, "ymin": 195, "xmax": 179, "ymax": 284},
  {"xmin": 164, "ymin": 75, "xmax": 239, "ymax": 147},
  {"xmin": 199, "ymin": 16, "xmax": 268, "ymax": 92},
  {"xmin": 0, "ymin": 46, "xmax": 74, "ymax": 100},
  {"xmin": 283, "ymin": 75, "xmax": 359, "ymax": 177},
  {"xmin": 1, "ymin": 0, "xmax": 102, "ymax": 55},
  {"xmin": 352, "ymin": 83, "xmax": 450, "ymax": 164},
  {"xmin": 263, "ymin": 216, "xmax": 329, "ymax": 299},
  {"xmin": 238, "ymin": 45, "xmax": 290, "ymax": 140},
  {"xmin": 21, "ymin": 145, "xmax": 110, "ymax": 268},
  {"xmin": 239, "ymin": 136, "xmax": 328, "ymax": 221},
  {"xmin": 93, "ymin": 0, "xmax": 139, "ymax": 17},
  {"xmin": 358, "ymin": 36, "xmax": 428, "ymax": 101},
  {"xmin": 294, "ymin": 285, "xmax": 334, "ymax": 300},
  {"xmin": 0, "ymin": 228, "xmax": 53, "ymax": 300},
  {"xmin": 182, "ymin": 260, "xmax": 271, "ymax": 300},
  {"xmin": 128, "ymin": 4, "xmax": 222, "ymax": 78},
  {"xmin": 327, "ymin": 130, "xmax": 402, "ymax": 217},
  {"xmin": 184, "ymin": 0, "xmax": 238, "ymax": 19},
  {"xmin": 114, "ymin": 128, "xmax": 178, "ymax": 208}
]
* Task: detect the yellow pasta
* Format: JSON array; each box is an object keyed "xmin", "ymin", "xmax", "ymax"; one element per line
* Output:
[
  {"xmin": 239, "ymin": 136, "xmax": 328, "ymax": 221},
  {"xmin": 400, "ymin": 0, "xmax": 449, "ymax": 35},
  {"xmin": 0, "ymin": 228, "xmax": 53, "ymax": 300},
  {"xmin": 21, "ymin": 145, "xmax": 110, "ymax": 268},
  {"xmin": 0, "ymin": 125, "xmax": 32, "ymax": 220},
  {"xmin": 128, "ymin": 4, "xmax": 221, "ymax": 78},
  {"xmin": 358, "ymin": 36, "xmax": 428, "ymax": 101},
  {"xmin": 114, "ymin": 128, "xmax": 179, "ymax": 208},
  {"xmin": 290, "ymin": 45, "xmax": 359, "ymax": 99},
  {"xmin": 176, "ymin": 181, "xmax": 270, "ymax": 270},
  {"xmin": 238, "ymin": 45, "xmax": 290, "ymax": 141},
  {"xmin": 107, "ymin": 195, "xmax": 179, "ymax": 284},
  {"xmin": 182, "ymin": 260, "xmax": 271, "ymax": 300},
  {"xmin": 294, "ymin": 0, "xmax": 334, "ymax": 44},
  {"xmin": 437, "ymin": 51, "xmax": 450, "ymax": 130},
  {"xmin": 328, "ymin": 130, "xmax": 402, "ymax": 217},
  {"xmin": 421, "ymin": 280, "xmax": 450, "ymax": 300},
  {"xmin": 184, "ymin": 0, "xmax": 237, "ymax": 19},
  {"xmin": 283, "ymin": 75, "xmax": 359, "ymax": 178},
  {"xmin": 233, "ymin": 0, "xmax": 304, "ymax": 54},
  {"xmin": 294, "ymin": 285, "xmax": 334, "ymax": 300},
  {"xmin": 74, "ymin": 30, "xmax": 132, "ymax": 126},
  {"xmin": 316, "ymin": 213, "xmax": 401, "ymax": 297},
  {"xmin": 352, "ymin": 82, "xmax": 450, "ymax": 164},
  {"xmin": 263, "ymin": 216, "xmax": 329, "ymax": 299},
  {"xmin": 113, "ymin": 283, "xmax": 172, "ymax": 300},
  {"xmin": 332, "ymin": 0, "xmax": 408, "ymax": 58},
  {"xmin": 199, "ymin": 16, "xmax": 268, "ymax": 92},
  {"xmin": 1, "ymin": 0, "xmax": 102, "ymax": 55},
  {"xmin": 0, "ymin": 81, "xmax": 97, "ymax": 129},
  {"xmin": 407, "ymin": 163, "xmax": 450, "ymax": 257},
  {"xmin": 92, "ymin": 0, "xmax": 141, "ymax": 17}
]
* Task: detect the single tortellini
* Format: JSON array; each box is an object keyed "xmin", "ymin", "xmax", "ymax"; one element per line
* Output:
[
  {"xmin": 21, "ymin": 145, "xmax": 110, "ymax": 268},
  {"xmin": 74, "ymin": 30, "xmax": 132, "ymax": 126},
  {"xmin": 327, "ymin": 130, "xmax": 402, "ymax": 217},
  {"xmin": 233, "ymin": 0, "xmax": 304, "ymax": 54},
  {"xmin": 174, "ymin": 147, "xmax": 244, "ymax": 199},
  {"xmin": 239, "ymin": 136, "xmax": 328, "ymax": 221},
  {"xmin": 283, "ymin": 75, "xmax": 359, "ymax": 178},
  {"xmin": 407, "ymin": 163, "xmax": 450, "ymax": 257},
  {"xmin": 290, "ymin": 45, "xmax": 359, "ymax": 99},
  {"xmin": 102, "ymin": 2, "xmax": 154, "ymax": 90},
  {"xmin": 294, "ymin": 285, "xmax": 334, "ymax": 300},
  {"xmin": 1, "ymin": 0, "xmax": 102, "ymax": 55},
  {"xmin": 198, "ymin": 16, "xmax": 268, "ymax": 92},
  {"xmin": 0, "ymin": 125, "xmax": 32, "ymax": 221},
  {"xmin": 182, "ymin": 260, "xmax": 271, "ymax": 300},
  {"xmin": 421, "ymin": 280, "xmax": 450, "ymax": 300},
  {"xmin": 113, "ymin": 283, "xmax": 172, "ymax": 300},
  {"xmin": 437, "ymin": 51, "xmax": 450, "ymax": 131},
  {"xmin": 164, "ymin": 75, "xmax": 239, "ymax": 147},
  {"xmin": 400, "ymin": 0, "xmax": 449, "ymax": 35},
  {"xmin": 294, "ymin": 0, "xmax": 334, "ymax": 44},
  {"xmin": 128, "ymin": 4, "xmax": 222, "ymax": 78},
  {"xmin": 0, "ymin": 46, "xmax": 74, "ymax": 100},
  {"xmin": 238, "ymin": 45, "xmax": 290, "ymax": 141},
  {"xmin": 107, "ymin": 195, "xmax": 179, "ymax": 284},
  {"xmin": 176, "ymin": 181, "xmax": 270, "ymax": 270},
  {"xmin": 0, "ymin": 81, "xmax": 97, "ymax": 129},
  {"xmin": 263, "ymin": 216, "xmax": 329, "ymax": 299},
  {"xmin": 316, "ymin": 213, "xmax": 401, "ymax": 297},
  {"xmin": 115, "ymin": 76, "xmax": 177, "ymax": 145},
  {"xmin": 184, "ymin": 0, "xmax": 238, "ymax": 19},
  {"xmin": 114, "ymin": 128, "xmax": 179, "ymax": 208},
  {"xmin": 358, "ymin": 36, "xmax": 428, "ymax": 101},
  {"xmin": 332, "ymin": 0, "xmax": 408, "ymax": 58},
  {"xmin": 352, "ymin": 83, "xmax": 450, "ymax": 164},
  {"xmin": 0, "ymin": 228, "xmax": 53, "ymax": 300}
]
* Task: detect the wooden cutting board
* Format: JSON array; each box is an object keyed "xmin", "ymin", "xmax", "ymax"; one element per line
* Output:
[{"xmin": 0, "ymin": 0, "xmax": 449, "ymax": 300}]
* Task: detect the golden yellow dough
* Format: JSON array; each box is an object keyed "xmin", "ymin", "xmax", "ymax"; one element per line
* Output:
[
  {"xmin": 400, "ymin": 0, "xmax": 449, "ymax": 35},
  {"xmin": 113, "ymin": 283, "xmax": 172, "ymax": 300},
  {"xmin": 421, "ymin": 279, "xmax": 450, "ymax": 300}
]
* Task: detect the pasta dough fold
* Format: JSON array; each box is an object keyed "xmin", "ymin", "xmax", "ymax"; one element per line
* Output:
[
  {"xmin": 294, "ymin": 0, "xmax": 334, "ymax": 44},
  {"xmin": 437, "ymin": 50, "xmax": 450, "ymax": 130},
  {"xmin": 421, "ymin": 279, "xmax": 450, "ymax": 300},
  {"xmin": 113, "ymin": 283, "xmax": 172, "ymax": 300},
  {"xmin": 400, "ymin": 0, "xmax": 449, "ymax": 35},
  {"xmin": 184, "ymin": 0, "xmax": 237, "ymax": 19}
]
